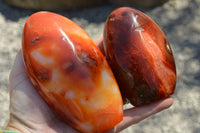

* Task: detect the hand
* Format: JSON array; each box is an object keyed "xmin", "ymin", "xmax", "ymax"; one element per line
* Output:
[{"xmin": 6, "ymin": 38, "xmax": 173, "ymax": 133}]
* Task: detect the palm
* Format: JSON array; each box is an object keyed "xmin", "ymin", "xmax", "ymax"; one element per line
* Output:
[
  {"xmin": 9, "ymin": 50, "xmax": 79, "ymax": 133},
  {"xmin": 8, "ymin": 41, "xmax": 173, "ymax": 133}
]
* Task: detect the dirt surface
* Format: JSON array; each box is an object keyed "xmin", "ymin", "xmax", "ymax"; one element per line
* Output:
[{"xmin": 0, "ymin": 0, "xmax": 200, "ymax": 132}]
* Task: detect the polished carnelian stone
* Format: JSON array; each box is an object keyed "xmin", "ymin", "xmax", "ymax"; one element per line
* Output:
[
  {"xmin": 22, "ymin": 12, "xmax": 123, "ymax": 132},
  {"xmin": 103, "ymin": 7, "xmax": 176, "ymax": 106}
]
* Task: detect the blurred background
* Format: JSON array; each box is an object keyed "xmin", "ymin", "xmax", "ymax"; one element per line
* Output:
[{"xmin": 0, "ymin": 0, "xmax": 199, "ymax": 132}]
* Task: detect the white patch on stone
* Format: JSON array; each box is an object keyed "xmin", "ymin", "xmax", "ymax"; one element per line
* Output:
[
  {"xmin": 52, "ymin": 69, "xmax": 59, "ymax": 81},
  {"xmin": 65, "ymin": 91, "xmax": 75, "ymax": 99},
  {"xmin": 112, "ymin": 84, "xmax": 119, "ymax": 94},
  {"xmin": 90, "ymin": 96, "xmax": 106, "ymax": 109},
  {"xmin": 31, "ymin": 51, "xmax": 53, "ymax": 65},
  {"xmin": 104, "ymin": 60, "xmax": 108, "ymax": 66},
  {"xmin": 80, "ymin": 98, "xmax": 87, "ymax": 106},
  {"xmin": 51, "ymin": 44, "xmax": 60, "ymax": 51},
  {"xmin": 80, "ymin": 122, "xmax": 93, "ymax": 131},
  {"xmin": 62, "ymin": 62, "xmax": 72, "ymax": 70},
  {"xmin": 101, "ymin": 69, "xmax": 111, "ymax": 84}
]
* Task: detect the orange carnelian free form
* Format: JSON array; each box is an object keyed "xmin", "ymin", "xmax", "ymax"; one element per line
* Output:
[
  {"xmin": 104, "ymin": 7, "xmax": 176, "ymax": 106},
  {"xmin": 22, "ymin": 11, "xmax": 123, "ymax": 133}
]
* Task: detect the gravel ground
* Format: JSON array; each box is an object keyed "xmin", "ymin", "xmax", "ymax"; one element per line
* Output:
[{"xmin": 0, "ymin": 0, "xmax": 200, "ymax": 132}]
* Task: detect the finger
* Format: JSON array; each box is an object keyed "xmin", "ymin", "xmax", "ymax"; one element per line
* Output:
[
  {"xmin": 95, "ymin": 36, "xmax": 105, "ymax": 55},
  {"xmin": 10, "ymin": 49, "xmax": 25, "ymax": 75},
  {"xmin": 114, "ymin": 97, "xmax": 173, "ymax": 132}
]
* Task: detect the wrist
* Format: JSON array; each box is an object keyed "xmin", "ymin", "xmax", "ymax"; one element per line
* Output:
[
  {"xmin": 5, "ymin": 117, "xmax": 32, "ymax": 133},
  {"xmin": 4, "ymin": 125, "xmax": 23, "ymax": 133},
  {"xmin": 1, "ymin": 130, "xmax": 21, "ymax": 133},
  {"xmin": 0, "ymin": 130, "xmax": 21, "ymax": 133}
]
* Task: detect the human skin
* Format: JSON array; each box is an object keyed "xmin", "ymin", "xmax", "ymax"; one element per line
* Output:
[{"xmin": 5, "ymin": 37, "xmax": 173, "ymax": 133}]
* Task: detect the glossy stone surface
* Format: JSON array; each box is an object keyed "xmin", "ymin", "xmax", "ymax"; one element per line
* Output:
[
  {"xmin": 22, "ymin": 12, "xmax": 123, "ymax": 132},
  {"xmin": 104, "ymin": 7, "xmax": 176, "ymax": 106}
]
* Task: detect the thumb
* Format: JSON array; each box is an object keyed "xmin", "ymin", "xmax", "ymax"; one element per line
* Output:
[
  {"xmin": 9, "ymin": 49, "xmax": 28, "ymax": 90},
  {"xmin": 8, "ymin": 49, "xmax": 55, "ymax": 124}
]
